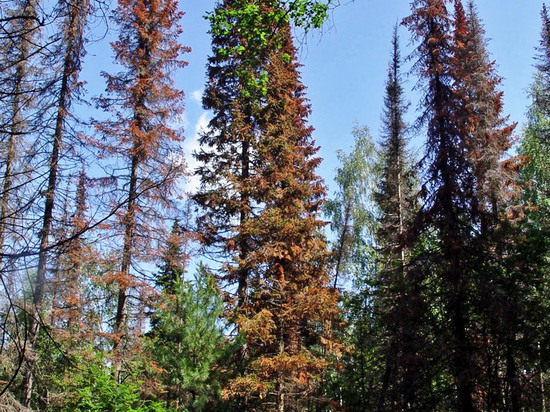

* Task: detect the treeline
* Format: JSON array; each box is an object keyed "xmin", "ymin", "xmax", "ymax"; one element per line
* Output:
[{"xmin": 0, "ymin": 0, "xmax": 549, "ymax": 411}]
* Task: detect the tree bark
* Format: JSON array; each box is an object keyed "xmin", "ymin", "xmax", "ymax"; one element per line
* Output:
[{"xmin": 22, "ymin": 0, "xmax": 88, "ymax": 404}]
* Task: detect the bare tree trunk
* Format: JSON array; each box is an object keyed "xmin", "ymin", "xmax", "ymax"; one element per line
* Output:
[
  {"xmin": 333, "ymin": 202, "xmax": 351, "ymax": 289},
  {"xmin": 0, "ymin": 60, "xmax": 24, "ymax": 270},
  {"xmin": 23, "ymin": 52, "xmax": 65, "ymax": 408},
  {"xmin": 113, "ymin": 154, "xmax": 138, "ymax": 382},
  {"xmin": 22, "ymin": 0, "xmax": 89, "ymax": 405}
]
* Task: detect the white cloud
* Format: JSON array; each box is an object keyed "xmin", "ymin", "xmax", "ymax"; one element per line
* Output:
[
  {"xmin": 194, "ymin": 111, "xmax": 210, "ymax": 137},
  {"xmin": 180, "ymin": 112, "xmax": 190, "ymax": 131},
  {"xmin": 190, "ymin": 89, "xmax": 203, "ymax": 105},
  {"xmin": 182, "ymin": 111, "xmax": 211, "ymax": 194}
]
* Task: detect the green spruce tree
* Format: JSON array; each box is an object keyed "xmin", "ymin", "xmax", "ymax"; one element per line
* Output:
[{"xmin": 373, "ymin": 26, "xmax": 426, "ymax": 411}]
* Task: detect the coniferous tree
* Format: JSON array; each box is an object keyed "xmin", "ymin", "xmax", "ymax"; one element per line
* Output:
[
  {"xmin": 3, "ymin": 0, "xmax": 548, "ymax": 408},
  {"xmin": 451, "ymin": 0, "xmax": 514, "ymax": 227},
  {"xmin": 373, "ymin": 26, "xmax": 426, "ymax": 411},
  {"xmin": 149, "ymin": 259, "xmax": 225, "ymax": 411},
  {"xmin": 92, "ymin": 0, "xmax": 188, "ymax": 381},
  {"xmin": 196, "ymin": 0, "xmax": 272, "ymax": 311},
  {"xmin": 0, "ymin": 0, "xmax": 42, "ymax": 400},
  {"xmin": 403, "ymin": 1, "xmax": 516, "ymax": 409},
  {"xmin": 514, "ymin": 4, "xmax": 550, "ymax": 410},
  {"xmin": 0, "ymin": 0, "xmax": 40, "ymax": 273},
  {"xmin": 156, "ymin": 220, "xmax": 188, "ymax": 294},
  {"xmin": 538, "ymin": 3, "xmax": 550, "ymax": 100},
  {"xmin": 196, "ymin": 1, "xmax": 339, "ymax": 409},
  {"xmin": 520, "ymin": 4, "xmax": 550, "ymax": 209},
  {"xmin": 59, "ymin": 170, "xmax": 89, "ymax": 333},
  {"xmin": 146, "ymin": 218, "xmax": 225, "ymax": 411},
  {"xmin": 22, "ymin": 1, "xmax": 92, "ymax": 405},
  {"xmin": 403, "ymin": 2, "xmax": 476, "ymax": 409},
  {"xmin": 451, "ymin": 3, "xmax": 523, "ymax": 409},
  {"xmin": 48, "ymin": 169, "xmax": 101, "ymax": 342}
]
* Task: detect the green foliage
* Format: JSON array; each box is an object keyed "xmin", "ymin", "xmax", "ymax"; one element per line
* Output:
[
  {"xmin": 323, "ymin": 125, "xmax": 382, "ymax": 408},
  {"xmin": 208, "ymin": 0, "xmax": 331, "ymax": 36},
  {"xmin": 206, "ymin": 0, "xmax": 332, "ymax": 100},
  {"xmin": 513, "ymin": 10, "xmax": 550, "ymax": 407},
  {"xmin": 156, "ymin": 220, "xmax": 187, "ymax": 294},
  {"xmin": 286, "ymin": 0, "xmax": 331, "ymax": 29},
  {"xmin": 324, "ymin": 125, "xmax": 379, "ymax": 286},
  {"xmin": 60, "ymin": 361, "xmax": 167, "ymax": 412},
  {"xmin": 369, "ymin": 26, "xmax": 431, "ymax": 410},
  {"xmin": 519, "ymin": 74, "xmax": 550, "ymax": 209},
  {"xmin": 148, "ymin": 264, "xmax": 226, "ymax": 410}
]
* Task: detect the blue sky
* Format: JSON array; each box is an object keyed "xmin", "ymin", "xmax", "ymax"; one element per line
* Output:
[{"xmin": 155, "ymin": 1, "xmax": 542, "ymax": 194}]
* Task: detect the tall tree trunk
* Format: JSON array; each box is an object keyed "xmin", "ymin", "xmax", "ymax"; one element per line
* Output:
[
  {"xmin": 0, "ymin": 54, "xmax": 24, "ymax": 271},
  {"xmin": 540, "ymin": 341, "xmax": 547, "ymax": 412},
  {"xmin": 113, "ymin": 151, "xmax": 138, "ymax": 382},
  {"xmin": 23, "ymin": 49, "xmax": 66, "ymax": 410},
  {"xmin": 96, "ymin": 0, "xmax": 187, "ymax": 383},
  {"xmin": 22, "ymin": 0, "xmax": 88, "ymax": 405},
  {"xmin": 0, "ymin": 0, "xmax": 39, "ymax": 322},
  {"xmin": 237, "ymin": 138, "xmax": 250, "ymax": 309},
  {"xmin": 452, "ymin": 288, "xmax": 474, "ymax": 412},
  {"xmin": 377, "ymin": 343, "xmax": 395, "ymax": 411},
  {"xmin": 333, "ymin": 202, "xmax": 351, "ymax": 289},
  {"xmin": 437, "ymin": 69, "xmax": 473, "ymax": 412}
]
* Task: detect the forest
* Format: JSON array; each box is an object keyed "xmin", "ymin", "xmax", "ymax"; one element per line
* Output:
[{"xmin": 0, "ymin": 0, "xmax": 549, "ymax": 411}]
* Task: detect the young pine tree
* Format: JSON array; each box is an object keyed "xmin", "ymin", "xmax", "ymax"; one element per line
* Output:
[{"xmin": 149, "ymin": 243, "xmax": 225, "ymax": 411}]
